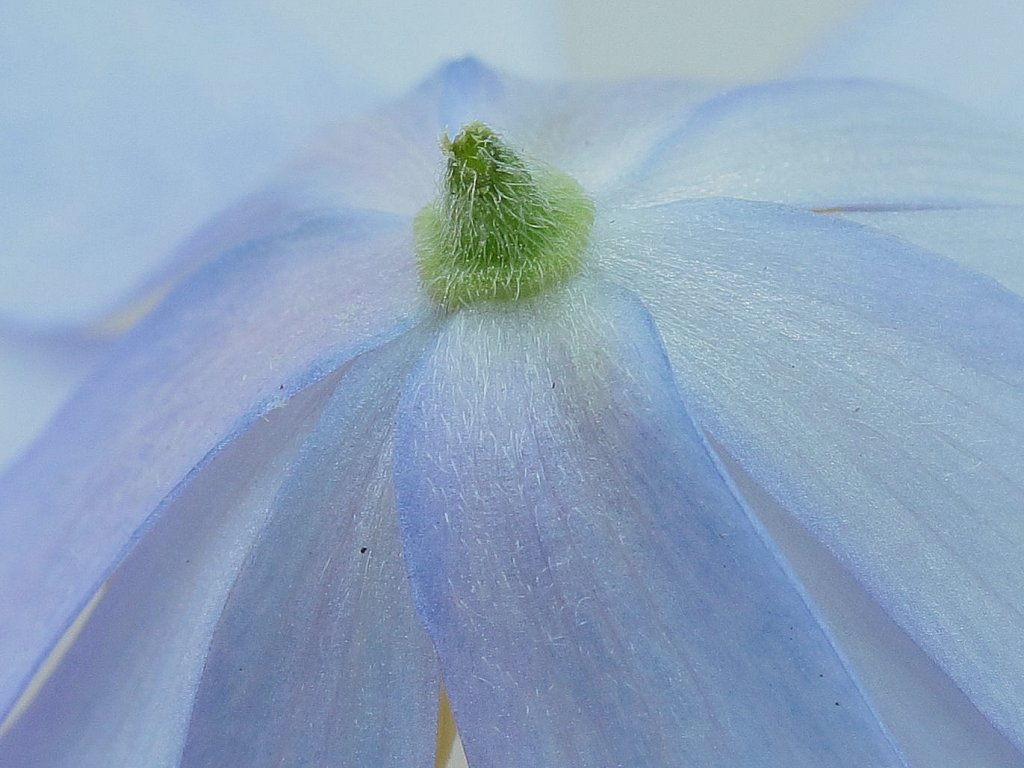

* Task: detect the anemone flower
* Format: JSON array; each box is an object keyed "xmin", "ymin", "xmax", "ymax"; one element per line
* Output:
[{"xmin": 2, "ymin": 59, "xmax": 1024, "ymax": 767}]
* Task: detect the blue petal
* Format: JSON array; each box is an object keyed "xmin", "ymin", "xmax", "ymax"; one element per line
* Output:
[
  {"xmin": 291, "ymin": 59, "xmax": 502, "ymax": 220},
  {"xmin": 82, "ymin": 183, "xmax": 348, "ymax": 338},
  {"xmin": 488, "ymin": 76, "xmax": 719, "ymax": 194},
  {"xmin": 299, "ymin": 59, "xmax": 720, "ymax": 222},
  {"xmin": 836, "ymin": 207, "xmax": 1024, "ymax": 296},
  {"xmin": 0, "ymin": 369, "xmax": 344, "ymax": 764},
  {"xmin": 0, "ymin": 210, "xmax": 422, "ymax": 720},
  {"xmin": 1, "ymin": 328, "xmax": 440, "ymax": 765},
  {"xmin": 713, "ymin": 441, "xmax": 1024, "ymax": 766},
  {"xmin": 301, "ymin": 61, "xmax": 716, "ymax": 217},
  {"xmin": 596, "ymin": 198, "xmax": 1024, "ymax": 752},
  {"xmin": 394, "ymin": 281, "xmax": 903, "ymax": 766},
  {"xmin": 612, "ymin": 80, "xmax": 1024, "ymax": 210},
  {"xmin": 180, "ymin": 328, "xmax": 439, "ymax": 767}
]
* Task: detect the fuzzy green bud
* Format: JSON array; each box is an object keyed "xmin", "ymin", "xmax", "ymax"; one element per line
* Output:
[{"xmin": 415, "ymin": 122, "xmax": 594, "ymax": 309}]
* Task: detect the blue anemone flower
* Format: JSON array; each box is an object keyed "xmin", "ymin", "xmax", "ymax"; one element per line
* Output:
[{"xmin": 2, "ymin": 59, "xmax": 1024, "ymax": 767}]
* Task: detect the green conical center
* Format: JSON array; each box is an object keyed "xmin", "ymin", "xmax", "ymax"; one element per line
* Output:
[{"xmin": 415, "ymin": 122, "xmax": 595, "ymax": 309}]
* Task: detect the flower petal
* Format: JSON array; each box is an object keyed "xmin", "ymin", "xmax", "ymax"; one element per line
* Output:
[
  {"xmin": 597, "ymin": 198, "xmax": 1024, "ymax": 751},
  {"xmin": 837, "ymin": 207, "xmax": 1024, "ymax": 296},
  {"xmin": 295, "ymin": 59, "xmax": 504, "ymax": 219},
  {"xmin": 301, "ymin": 60, "xmax": 716, "ymax": 216},
  {"xmin": 84, "ymin": 184, "xmax": 341, "ymax": 338},
  {"xmin": 613, "ymin": 80, "xmax": 1024, "ymax": 210},
  {"xmin": 180, "ymin": 328, "xmax": 439, "ymax": 767},
  {"xmin": 0, "ymin": 367, "xmax": 343, "ymax": 765},
  {"xmin": 0, "ymin": 210, "xmax": 422, "ymax": 719},
  {"xmin": 394, "ymin": 282, "xmax": 903, "ymax": 766},
  {"xmin": 712, "ymin": 440, "xmax": 1024, "ymax": 767},
  {"xmin": 491, "ymin": 77, "xmax": 719, "ymax": 194}
]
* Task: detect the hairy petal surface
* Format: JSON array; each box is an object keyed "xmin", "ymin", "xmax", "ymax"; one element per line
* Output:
[
  {"xmin": 613, "ymin": 81, "xmax": 1024, "ymax": 210},
  {"xmin": 0, "ymin": 211, "xmax": 422, "ymax": 718},
  {"xmin": 0, "ymin": 369, "xmax": 342, "ymax": 765},
  {"xmin": 181, "ymin": 329, "xmax": 439, "ymax": 767},
  {"xmin": 394, "ymin": 282, "xmax": 902, "ymax": 767},
  {"xmin": 596, "ymin": 198, "xmax": 1024, "ymax": 752},
  {"xmin": 837, "ymin": 207, "xmax": 1024, "ymax": 297}
]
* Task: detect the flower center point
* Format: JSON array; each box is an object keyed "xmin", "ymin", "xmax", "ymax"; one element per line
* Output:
[{"xmin": 415, "ymin": 122, "xmax": 594, "ymax": 309}]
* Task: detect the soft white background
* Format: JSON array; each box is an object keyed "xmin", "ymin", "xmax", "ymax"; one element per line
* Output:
[{"xmin": 559, "ymin": 0, "xmax": 862, "ymax": 79}]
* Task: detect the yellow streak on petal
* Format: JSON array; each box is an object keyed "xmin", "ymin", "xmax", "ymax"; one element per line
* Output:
[
  {"xmin": 88, "ymin": 280, "xmax": 177, "ymax": 338},
  {"xmin": 435, "ymin": 683, "xmax": 470, "ymax": 767},
  {"xmin": 0, "ymin": 583, "xmax": 108, "ymax": 736},
  {"xmin": 435, "ymin": 684, "xmax": 457, "ymax": 767}
]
